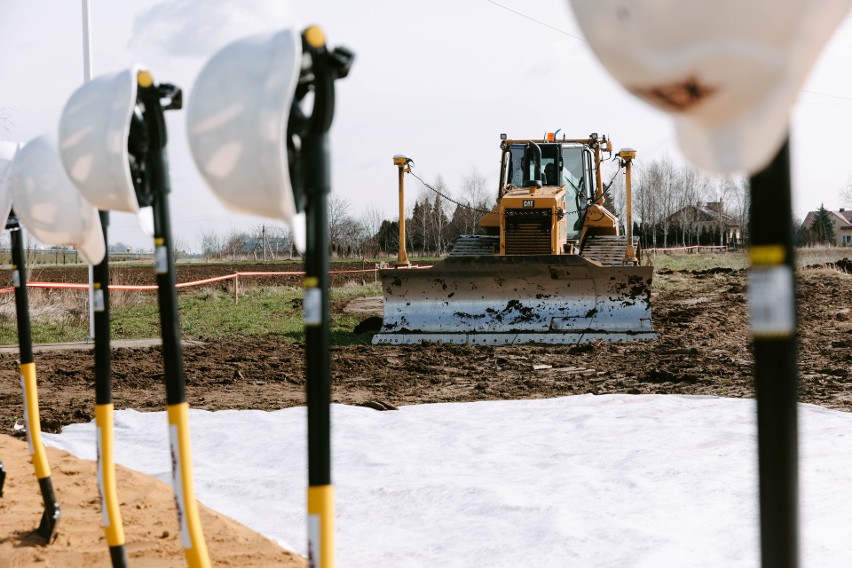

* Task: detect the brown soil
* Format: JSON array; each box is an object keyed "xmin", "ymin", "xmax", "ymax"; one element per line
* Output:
[
  {"xmin": 1, "ymin": 264, "xmax": 850, "ymax": 430},
  {"xmin": 0, "ymin": 434, "xmax": 303, "ymax": 567},
  {"xmin": 0, "ymin": 261, "xmax": 849, "ymax": 566}
]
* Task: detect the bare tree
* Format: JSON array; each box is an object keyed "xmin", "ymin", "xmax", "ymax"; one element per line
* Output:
[
  {"xmin": 431, "ymin": 192, "xmax": 450, "ymax": 255},
  {"xmin": 0, "ymin": 107, "xmax": 11, "ymax": 137},
  {"xmin": 328, "ymin": 193, "xmax": 355, "ymax": 256},
  {"xmin": 198, "ymin": 229, "xmax": 224, "ymax": 260},
  {"xmin": 409, "ymin": 180, "xmax": 455, "ymax": 255},
  {"xmin": 678, "ymin": 166, "xmax": 716, "ymax": 246},
  {"xmin": 224, "ymin": 229, "xmax": 248, "ymax": 260},
  {"xmin": 633, "ymin": 158, "xmax": 663, "ymax": 249},
  {"xmin": 359, "ymin": 206, "xmax": 385, "ymax": 258},
  {"xmin": 460, "ymin": 167, "xmax": 491, "ymax": 231},
  {"xmin": 841, "ymin": 176, "xmax": 852, "ymax": 208},
  {"xmin": 265, "ymin": 224, "xmax": 295, "ymax": 259},
  {"xmin": 172, "ymin": 235, "xmax": 190, "ymax": 260},
  {"xmin": 410, "ymin": 189, "xmax": 433, "ymax": 256},
  {"xmin": 634, "ymin": 156, "xmax": 722, "ymax": 249},
  {"xmin": 721, "ymin": 176, "xmax": 749, "ymax": 246}
]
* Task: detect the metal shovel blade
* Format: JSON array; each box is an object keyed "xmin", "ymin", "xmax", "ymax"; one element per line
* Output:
[{"xmin": 373, "ymin": 255, "xmax": 656, "ymax": 345}]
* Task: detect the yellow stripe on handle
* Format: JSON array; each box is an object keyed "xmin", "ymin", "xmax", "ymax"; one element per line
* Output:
[
  {"xmin": 95, "ymin": 404, "xmax": 126, "ymax": 547},
  {"xmin": 20, "ymin": 362, "xmax": 50, "ymax": 479},
  {"xmin": 167, "ymin": 402, "xmax": 210, "ymax": 568},
  {"xmin": 749, "ymin": 245, "xmax": 785, "ymax": 266},
  {"xmin": 308, "ymin": 485, "xmax": 335, "ymax": 568}
]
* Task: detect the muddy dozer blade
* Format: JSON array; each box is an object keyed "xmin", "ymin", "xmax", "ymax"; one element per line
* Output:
[{"xmin": 373, "ymin": 255, "xmax": 656, "ymax": 345}]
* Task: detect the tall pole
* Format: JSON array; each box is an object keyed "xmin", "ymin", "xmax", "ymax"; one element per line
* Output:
[
  {"xmin": 748, "ymin": 137, "xmax": 799, "ymax": 568},
  {"xmin": 83, "ymin": 0, "xmax": 95, "ymax": 342},
  {"xmin": 82, "ymin": 0, "xmax": 92, "ymax": 81},
  {"xmin": 618, "ymin": 149, "xmax": 637, "ymax": 263},
  {"xmin": 392, "ymin": 155, "xmax": 410, "ymax": 267},
  {"xmin": 82, "ymin": 3, "xmax": 129, "ymax": 565}
]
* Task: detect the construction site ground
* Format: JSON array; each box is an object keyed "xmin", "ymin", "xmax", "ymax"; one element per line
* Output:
[
  {"xmin": 2, "ymin": 260, "xmax": 850, "ymax": 432},
  {"xmin": 0, "ymin": 258, "xmax": 850, "ymax": 566}
]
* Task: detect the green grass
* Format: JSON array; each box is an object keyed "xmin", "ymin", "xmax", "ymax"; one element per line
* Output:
[
  {"xmin": 648, "ymin": 251, "xmax": 748, "ymax": 271},
  {"xmin": 0, "ymin": 281, "xmax": 382, "ymax": 346},
  {"xmin": 3, "ymin": 246, "xmax": 845, "ymax": 347},
  {"xmin": 0, "ymin": 319, "xmax": 88, "ymax": 346},
  {"xmin": 649, "ymin": 247, "xmax": 850, "ymax": 272}
]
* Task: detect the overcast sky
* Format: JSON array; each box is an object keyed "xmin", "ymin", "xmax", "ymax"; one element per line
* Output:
[{"xmin": 1, "ymin": 0, "xmax": 851, "ymax": 251}]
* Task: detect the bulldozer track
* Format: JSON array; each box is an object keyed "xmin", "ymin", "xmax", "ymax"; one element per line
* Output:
[
  {"xmin": 448, "ymin": 235, "xmax": 500, "ymax": 256},
  {"xmin": 580, "ymin": 235, "xmax": 641, "ymax": 266}
]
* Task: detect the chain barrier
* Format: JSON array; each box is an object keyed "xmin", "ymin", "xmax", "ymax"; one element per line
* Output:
[
  {"xmin": 407, "ymin": 161, "xmax": 623, "ymax": 219},
  {"xmin": 406, "ymin": 169, "xmax": 492, "ymax": 215}
]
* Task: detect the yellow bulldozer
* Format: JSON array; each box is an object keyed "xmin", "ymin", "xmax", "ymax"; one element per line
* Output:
[{"xmin": 373, "ymin": 132, "xmax": 656, "ymax": 345}]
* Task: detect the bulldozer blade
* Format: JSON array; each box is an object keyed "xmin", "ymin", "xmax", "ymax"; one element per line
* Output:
[{"xmin": 373, "ymin": 255, "xmax": 655, "ymax": 345}]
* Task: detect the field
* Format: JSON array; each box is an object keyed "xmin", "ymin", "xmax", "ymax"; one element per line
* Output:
[
  {"xmin": 1, "ymin": 252, "xmax": 850, "ymax": 432},
  {"xmin": 1, "ymin": 251, "xmax": 850, "ymax": 566}
]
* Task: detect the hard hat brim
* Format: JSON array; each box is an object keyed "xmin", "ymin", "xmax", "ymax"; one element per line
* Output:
[
  {"xmin": 59, "ymin": 66, "xmax": 142, "ymax": 214},
  {"xmin": 0, "ymin": 141, "xmax": 21, "ymax": 228},
  {"xmin": 569, "ymin": 0, "xmax": 852, "ymax": 175},
  {"xmin": 186, "ymin": 29, "xmax": 303, "ymax": 241},
  {"xmin": 7, "ymin": 135, "xmax": 105, "ymax": 266}
]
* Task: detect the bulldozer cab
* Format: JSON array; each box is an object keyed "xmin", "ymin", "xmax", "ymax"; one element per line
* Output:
[{"xmin": 503, "ymin": 142, "xmax": 594, "ymax": 240}]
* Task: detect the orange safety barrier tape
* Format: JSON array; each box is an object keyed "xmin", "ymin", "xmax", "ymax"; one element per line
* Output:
[
  {"xmin": 645, "ymin": 246, "xmax": 729, "ymax": 253},
  {"xmin": 0, "ymin": 265, "xmax": 437, "ymax": 294}
]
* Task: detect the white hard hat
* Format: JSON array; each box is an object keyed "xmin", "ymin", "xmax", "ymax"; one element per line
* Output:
[
  {"xmin": 186, "ymin": 29, "xmax": 306, "ymax": 251},
  {"xmin": 6, "ymin": 135, "xmax": 105, "ymax": 265},
  {"xmin": 58, "ymin": 66, "xmax": 141, "ymax": 213},
  {"xmin": 568, "ymin": 0, "xmax": 851, "ymax": 174},
  {"xmin": 0, "ymin": 141, "xmax": 21, "ymax": 228}
]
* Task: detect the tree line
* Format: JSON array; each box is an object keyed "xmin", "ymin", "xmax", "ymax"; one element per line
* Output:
[
  {"xmin": 624, "ymin": 156, "xmax": 750, "ymax": 250},
  {"xmin": 196, "ymin": 156, "xmax": 852, "ymax": 260},
  {"xmin": 196, "ymin": 168, "xmax": 496, "ymax": 260},
  {"xmin": 195, "ymin": 157, "xmax": 763, "ymax": 260}
]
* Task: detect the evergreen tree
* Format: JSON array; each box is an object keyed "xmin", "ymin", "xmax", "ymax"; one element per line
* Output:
[
  {"xmin": 811, "ymin": 204, "xmax": 836, "ymax": 245},
  {"xmin": 375, "ymin": 220, "xmax": 399, "ymax": 255}
]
